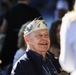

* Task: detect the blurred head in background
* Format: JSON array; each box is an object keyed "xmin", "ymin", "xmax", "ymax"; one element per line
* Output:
[{"xmin": 55, "ymin": 0, "xmax": 69, "ymax": 19}]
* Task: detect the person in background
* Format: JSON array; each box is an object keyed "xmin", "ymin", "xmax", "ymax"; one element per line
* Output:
[
  {"xmin": 49, "ymin": 19, "xmax": 70, "ymax": 75},
  {"xmin": 12, "ymin": 21, "xmax": 30, "ymax": 67},
  {"xmin": 49, "ymin": 19, "xmax": 62, "ymax": 58},
  {"xmin": 11, "ymin": 18, "xmax": 62, "ymax": 75},
  {"xmin": 0, "ymin": 1, "xmax": 9, "ymax": 26},
  {"xmin": 59, "ymin": 1, "xmax": 76, "ymax": 75},
  {"xmin": 55, "ymin": 0, "xmax": 69, "ymax": 20},
  {"xmin": 0, "ymin": 0, "xmax": 41, "ymax": 68}
]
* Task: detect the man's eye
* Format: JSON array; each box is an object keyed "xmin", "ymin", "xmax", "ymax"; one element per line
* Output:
[
  {"xmin": 38, "ymin": 34, "xmax": 43, "ymax": 37},
  {"xmin": 37, "ymin": 34, "xmax": 49, "ymax": 37},
  {"xmin": 45, "ymin": 34, "xmax": 49, "ymax": 37}
]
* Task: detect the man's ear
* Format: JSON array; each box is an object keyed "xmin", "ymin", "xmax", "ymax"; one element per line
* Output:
[{"xmin": 24, "ymin": 35, "xmax": 29, "ymax": 43}]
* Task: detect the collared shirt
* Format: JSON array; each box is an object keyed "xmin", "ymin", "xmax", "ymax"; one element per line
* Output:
[
  {"xmin": 28, "ymin": 50, "xmax": 58, "ymax": 75},
  {"xmin": 11, "ymin": 49, "xmax": 59, "ymax": 75}
]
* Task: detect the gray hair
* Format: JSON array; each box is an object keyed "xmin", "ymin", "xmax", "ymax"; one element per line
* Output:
[{"xmin": 17, "ymin": 21, "xmax": 31, "ymax": 48}]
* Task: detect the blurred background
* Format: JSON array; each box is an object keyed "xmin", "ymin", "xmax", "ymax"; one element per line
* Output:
[
  {"xmin": 0, "ymin": 0, "xmax": 75, "ymax": 29},
  {"xmin": 0, "ymin": 0, "xmax": 75, "ymax": 75}
]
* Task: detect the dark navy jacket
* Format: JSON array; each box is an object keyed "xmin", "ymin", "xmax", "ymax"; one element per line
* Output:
[{"xmin": 11, "ymin": 50, "xmax": 61, "ymax": 75}]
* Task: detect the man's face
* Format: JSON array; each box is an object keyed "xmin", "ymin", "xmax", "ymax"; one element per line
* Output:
[{"xmin": 28, "ymin": 29, "xmax": 50, "ymax": 54}]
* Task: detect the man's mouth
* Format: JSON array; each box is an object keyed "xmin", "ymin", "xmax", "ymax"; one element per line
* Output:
[{"xmin": 39, "ymin": 43, "xmax": 48, "ymax": 45}]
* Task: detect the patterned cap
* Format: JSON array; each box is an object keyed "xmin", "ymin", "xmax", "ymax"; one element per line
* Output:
[{"xmin": 24, "ymin": 19, "xmax": 48, "ymax": 35}]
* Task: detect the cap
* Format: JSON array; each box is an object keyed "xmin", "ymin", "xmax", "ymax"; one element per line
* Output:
[{"xmin": 24, "ymin": 19, "xmax": 48, "ymax": 35}]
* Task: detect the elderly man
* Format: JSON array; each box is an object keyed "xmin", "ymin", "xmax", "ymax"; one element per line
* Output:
[
  {"xmin": 59, "ymin": 3, "xmax": 76, "ymax": 75},
  {"xmin": 11, "ymin": 19, "xmax": 61, "ymax": 75}
]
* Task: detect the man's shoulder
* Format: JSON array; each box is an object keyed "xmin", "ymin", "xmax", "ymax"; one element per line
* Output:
[
  {"xmin": 47, "ymin": 51, "xmax": 61, "ymax": 73},
  {"xmin": 11, "ymin": 53, "xmax": 31, "ymax": 74},
  {"xmin": 16, "ymin": 53, "xmax": 29, "ymax": 63}
]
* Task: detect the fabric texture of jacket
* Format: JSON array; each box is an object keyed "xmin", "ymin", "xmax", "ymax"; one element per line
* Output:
[{"xmin": 11, "ymin": 49, "xmax": 61, "ymax": 75}]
